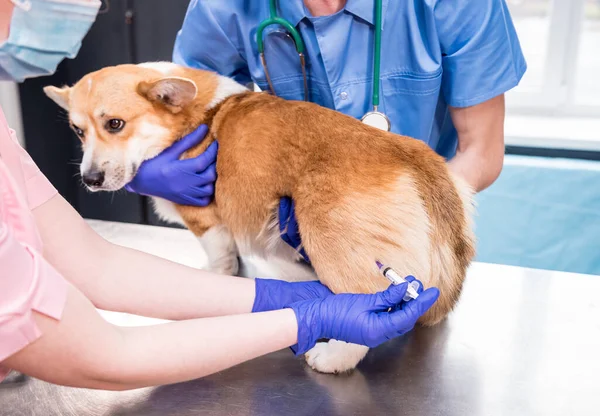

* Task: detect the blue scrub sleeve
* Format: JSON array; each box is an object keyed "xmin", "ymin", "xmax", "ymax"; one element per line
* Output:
[
  {"xmin": 435, "ymin": 0, "xmax": 527, "ymax": 108},
  {"xmin": 173, "ymin": 1, "xmax": 251, "ymax": 85}
]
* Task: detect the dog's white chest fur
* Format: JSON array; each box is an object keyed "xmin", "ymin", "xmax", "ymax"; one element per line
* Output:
[
  {"xmin": 151, "ymin": 196, "xmax": 310, "ymax": 277},
  {"xmin": 151, "ymin": 197, "xmax": 185, "ymax": 225}
]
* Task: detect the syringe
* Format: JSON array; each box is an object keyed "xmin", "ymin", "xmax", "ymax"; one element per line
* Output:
[{"xmin": 375, "ymin": 261, "xmax": 420, "ymax": 302}]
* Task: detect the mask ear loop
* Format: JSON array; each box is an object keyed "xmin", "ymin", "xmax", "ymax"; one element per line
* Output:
[
  {"xmin": 98, "ymin": 0, "xmax": 109, "ymax": 15},
  {"xmin": 10, "ymin": 0, "xmax": 32, "ymax": 12}
]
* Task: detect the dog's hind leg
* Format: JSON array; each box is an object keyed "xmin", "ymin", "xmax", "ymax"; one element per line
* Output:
[
  {"xmin": 301, "ymin": 250, "xmax": 392, "ymax": 373},
  {"xmin": 296, "ymin": 175, "xmax": 434, "ymax": 373}
]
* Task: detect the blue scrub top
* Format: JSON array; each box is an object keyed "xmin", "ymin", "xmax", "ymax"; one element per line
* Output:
[{"xmin": 173, "ymin": 0, "xmax": 526, "ymax": 160}]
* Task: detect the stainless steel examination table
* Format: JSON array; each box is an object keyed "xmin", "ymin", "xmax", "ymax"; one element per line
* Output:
[{"xmin": 1, "ymin": 220, "xmax": 599, "ymax": 416}]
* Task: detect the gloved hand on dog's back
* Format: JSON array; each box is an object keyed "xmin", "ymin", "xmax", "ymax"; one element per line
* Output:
[
  {"xmin": 289, "ymin": 279, "xmax": 440, "ymax": 355},
  {"xmin": 125, "ymin": 125, "xmax": 218, "ymax": 206}
]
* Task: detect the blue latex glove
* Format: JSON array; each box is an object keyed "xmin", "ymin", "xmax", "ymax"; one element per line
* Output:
[
  {"xmin": 252, "ymin": 278, "xmax": 334, "ymax": 313},
  {"xmin": 289, "ymin": 281, "xmax": 440, "ymax": 355},
  {"xmin": 125, "ymin": 125, "xmax": 218, "ymax": 206},
  {"xmin": 279, "ymin": 197, "xmax": 309, "ymax": 263}
]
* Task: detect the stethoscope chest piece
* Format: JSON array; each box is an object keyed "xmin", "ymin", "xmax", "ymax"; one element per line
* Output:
[{"xmin": 361, "ymin": 111, "xmax": 391, "ymax": 132}]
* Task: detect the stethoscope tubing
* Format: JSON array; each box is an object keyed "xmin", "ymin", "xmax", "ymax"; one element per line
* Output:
[{"xmin": 257, "ymin": 0, "xmax": 388, "ymax": 130}]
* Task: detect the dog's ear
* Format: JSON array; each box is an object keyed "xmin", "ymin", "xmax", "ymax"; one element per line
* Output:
[
  {"xmin": 137, "ymin": 77, "xmax": 198, "ymax": 113},
  {"xmin": 43, "ymin": 85, "xmax": 71, "ymax": 111}
]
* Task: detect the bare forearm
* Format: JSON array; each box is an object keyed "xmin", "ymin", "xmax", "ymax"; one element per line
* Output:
[
  {"xmin": 34, "ymin": 195, "xmax": 256, "ymax": 320},
  {"xmin": 447, "ymin": 146, "xmax": 503, "ymax": 192},
  {"xmin": 5, "ymin": 285, "xmax": 297, "ymax": 390},
  {"xmin": 99, "ymin": 242, "xmax": 256, "ymax": 319},
  {"xmin": 448, "ymin": 94, "xmax": 506, "ymax": 192},
  {"xmin": 113, "ymin": 309, "xmax": 296, "ymax": 389}
]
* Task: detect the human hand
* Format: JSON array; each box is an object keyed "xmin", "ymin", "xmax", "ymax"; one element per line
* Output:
[
  {"xmin": 252, "ymin": 278, "xmax": 334, "ymax": 313},
  {"xmin": 289, "ymin": 279, "xmax": 439, "ymax": 355},
  {"xmin": 125, "ymin": 125, "xmax": 218, "ymax": 206}
]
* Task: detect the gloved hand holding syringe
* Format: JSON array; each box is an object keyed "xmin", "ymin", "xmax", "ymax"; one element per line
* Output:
[{"xmin": 376, "ymin": 261, "xmax": 420, "ymax": 302}]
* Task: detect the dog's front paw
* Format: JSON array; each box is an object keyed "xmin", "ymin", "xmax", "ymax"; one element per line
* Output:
[{"xmin": 305, "ymin": 340, "xmax": 369, "ymax": 374}]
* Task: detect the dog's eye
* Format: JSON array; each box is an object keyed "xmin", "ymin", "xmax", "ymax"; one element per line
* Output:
[
  {"xmin": 106, "ymin": 119, "xmax": 125, "ymax": 133},
  {"xmin": 71, "ymin": 125, "xmax": 84, "ymax": 138}
]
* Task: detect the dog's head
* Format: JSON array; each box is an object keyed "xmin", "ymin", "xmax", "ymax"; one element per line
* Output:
[{"xmin": 44, "ymin": 63, "xmax": 224, "ymax": 191}]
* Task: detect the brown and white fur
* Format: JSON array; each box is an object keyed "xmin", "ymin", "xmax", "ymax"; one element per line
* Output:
[{"xmin": 44, "ymin": 62, "xmax": 476, "ymax": 374}]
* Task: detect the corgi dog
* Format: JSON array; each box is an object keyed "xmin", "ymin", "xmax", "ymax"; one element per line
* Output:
[{"xmin": 44, "ymin": 62, "xmax": 475, "ymax": 374}]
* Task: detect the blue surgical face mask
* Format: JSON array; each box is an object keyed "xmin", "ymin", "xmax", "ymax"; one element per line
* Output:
[{"xmin": 0, "ymin": 0, "xmax": 101, "ymax": 82}]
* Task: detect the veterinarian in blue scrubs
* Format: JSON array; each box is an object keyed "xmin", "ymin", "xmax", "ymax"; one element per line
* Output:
[{"xmin": 126, "ymin": 0, "xmax": 526, "ymax": 261}]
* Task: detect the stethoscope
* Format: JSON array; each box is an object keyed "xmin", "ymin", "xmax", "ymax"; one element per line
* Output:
[{"xmin": 256, "ymin": 0, "xmax": 391, "ymax": 132}]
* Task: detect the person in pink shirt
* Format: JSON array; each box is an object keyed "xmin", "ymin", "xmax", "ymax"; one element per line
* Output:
[{"xmin": 0, "ymin": 0, "xmax": 439, "ymax": 389}]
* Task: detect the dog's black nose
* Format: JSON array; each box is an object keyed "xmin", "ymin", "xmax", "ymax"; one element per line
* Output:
[{"xmin": 82, "ymin": 170, "xmax": 105, "ymax": 187}]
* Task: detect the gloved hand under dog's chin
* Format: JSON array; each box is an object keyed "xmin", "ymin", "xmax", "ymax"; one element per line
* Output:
[{"xmin": 125, "ymin": 124, "xmax": 218, "ymax": 206}]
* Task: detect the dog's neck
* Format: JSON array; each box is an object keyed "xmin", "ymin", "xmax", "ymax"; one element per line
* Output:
[
  {"xmin": 206, "ymin": 75, "xmax": 249, "ymax": 110},
  {"xmin": 171, "ymin": 74, "xmax": 252, "ymax": 137},
  {"xmin": 203, "ymin": 92, "xmax": 252, "ymax": 131},
  {"xmin": 179, "ymin": 74, "xmax": 251, "ymax": 138}
]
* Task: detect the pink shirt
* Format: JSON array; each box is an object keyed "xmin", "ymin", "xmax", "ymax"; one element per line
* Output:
[{"xmin": 0, "ymin": 107, "xmax": 68, "ymax": 380}]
